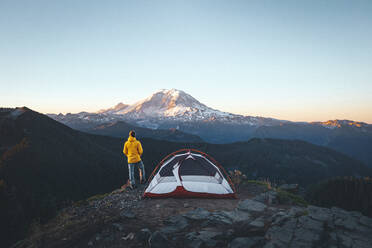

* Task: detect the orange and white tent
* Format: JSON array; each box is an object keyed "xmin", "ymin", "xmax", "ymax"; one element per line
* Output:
[{"xmin": 143, "ymin": 149, "xmax": 236, "ymax": 198}]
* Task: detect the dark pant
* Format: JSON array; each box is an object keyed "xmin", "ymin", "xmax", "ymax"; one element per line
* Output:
[{"xmin": 128, "ymin": 160, "xmax": 145, "ymax": 185}]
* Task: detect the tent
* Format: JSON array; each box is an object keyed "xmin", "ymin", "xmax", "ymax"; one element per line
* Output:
[{"xmin": 143, "ymin": 149, "xmax": 236, "ymax": 198}]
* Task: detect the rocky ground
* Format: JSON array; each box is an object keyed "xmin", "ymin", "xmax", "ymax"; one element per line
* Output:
[{"xmin": 15, "ymin": 182, "xmax": 372, "ymax": 248}]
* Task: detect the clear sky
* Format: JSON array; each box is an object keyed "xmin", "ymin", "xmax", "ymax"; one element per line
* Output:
[{"xmin": 1, "ymin": 0, "xmax": 371, "ymax": 123}]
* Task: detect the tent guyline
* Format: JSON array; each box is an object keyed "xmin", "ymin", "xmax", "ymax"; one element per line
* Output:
[{"xmin": 143, "ymin": 149, "xmax": 237, "ymax": 198}]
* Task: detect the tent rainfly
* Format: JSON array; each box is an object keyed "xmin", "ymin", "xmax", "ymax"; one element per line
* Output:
[{"xmin": 143, "ymin": 149, "xmax": 236, "ymax": 198}]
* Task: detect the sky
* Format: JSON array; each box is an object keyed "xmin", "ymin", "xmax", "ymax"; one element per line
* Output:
[{"xmin": 0, "ymin": 0, "xmax": 371, "ymax": 123}]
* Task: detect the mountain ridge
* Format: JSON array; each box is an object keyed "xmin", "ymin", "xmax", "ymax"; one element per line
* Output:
[{"xmin": 46, "ymin": 89, "xmax": 372, "ymax": 167}]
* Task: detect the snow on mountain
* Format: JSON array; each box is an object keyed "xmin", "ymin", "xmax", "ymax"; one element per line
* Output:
[
  {"xmin": 94, "ymin": 89, "xmax": 279, "ymax": 127},
  {"xmin": 47, "ymin": 89, "xmax": 284, "ymax": 129},
  {"xmin": 102, "ymin": 89, "xmax": 234, "ymax": 120}
]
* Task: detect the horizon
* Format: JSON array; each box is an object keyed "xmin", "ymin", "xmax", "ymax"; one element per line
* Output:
[{"xmin": 1, "ymin": 1, "xmax": 372, "ymax": 123}]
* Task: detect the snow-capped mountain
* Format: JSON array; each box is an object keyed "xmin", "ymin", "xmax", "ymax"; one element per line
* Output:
[
  {"xmin": 47, "ymin": 89, "xmax": 283, "ymax": 141},
  {"xmin": 100, "ymin": 89, "xmax": 228, "ymax": 119},
  {"xmin": 96, "ymin": 89, "xmax": 229, "ymax": 118},
  {"xmin": 94, "ymin": 89, "xmax": 280, "ymax": 126}
]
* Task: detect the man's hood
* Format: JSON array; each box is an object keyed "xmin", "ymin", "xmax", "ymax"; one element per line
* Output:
[{"xmin": 127, "ymin": 136, "xmax": 137, "ymax": 142}]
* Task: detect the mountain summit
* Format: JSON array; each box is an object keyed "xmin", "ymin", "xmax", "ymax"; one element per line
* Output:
[{"xmin": 98, "ymin": 89, "xmax": 234, "ymax": 120}]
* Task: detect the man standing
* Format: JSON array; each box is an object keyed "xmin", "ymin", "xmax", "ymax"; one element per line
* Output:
[{"xmin": 123, "ymin": 130, "xmax": 146, "ymax": 189}]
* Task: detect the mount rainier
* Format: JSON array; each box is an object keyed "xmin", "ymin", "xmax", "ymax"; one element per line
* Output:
[
  {"xmin": 47, "ymin": 89, "xmax": 372, "ymax": 167},
  {"xmin": 49, "ymin": 89, "xmax": 282, "ymax": 130}
]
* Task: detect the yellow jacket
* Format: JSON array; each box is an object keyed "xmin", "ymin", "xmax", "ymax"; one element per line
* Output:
[{"xmin": 123, "ymin": 136, "xmax": 143, "ymax": 163}]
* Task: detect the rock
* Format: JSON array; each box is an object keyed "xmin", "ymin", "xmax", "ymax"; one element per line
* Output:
[
  {"xmin": 204, "ymin": 211, "xmax": 233, "ymax": 226},
  {"xmin": 161, "ymin": 215, "xmax": 189, "ymax": 234},
  {"xmin": 359, "ymin": 216, "xmax": 372, "ymax": 228},
  {"xmin": 287, "ymin": 206, "xmax": 307, "ymax": 218},
  {"xmin": 149, "ymin": 231, "xmax": 170, "ymax": 248},
  {"xmin": 122, "ymin": 232, "xmax": 135, "ymax": 240},
  {"xmin": 288, "ymin": 215, "xmax": 323, "ymax": 246},
  {"xmin": 230, "ymin": 209, "xmax": 252, "ymax": 223},
  {"xmin": 87, "ymin": 241, "xmax": 93, "ymax": 246},
  {"xmin": 292, "ymin": 228, "xmax": 321, "ymax": 245},
  {"xmin": 235, "ymin": 216, "xmax": 266, "ymax": 236},
  {"xmin": 331, "ymin": 207, "xmax": 349, "ymax": 217},
  {"xmin": 353, "ymin": 238, "xmax": 372, "ymax": 248},
  {"xmin": 265, "ymin": 218, "xmax": 297, "ymax": 245},
  {"xmin": 186, "ymin": 229, "xmax": 223, "ymax": 247},
  {"xmin": 187, "ymin": 240, "xmax": 203, "ymax": 248},
  {"xmin": 334, "ymin": 216, "xmax": 358, "ymax": 231},
  {"xmin": 184, "ymin": 203, "xmax": 190, "ymax": 208},
  {"xmin": 137, "ymin": 228, "xmax": 152, "ymax": 243},
  {"xmin": 272, "ymin": 211, "xmax": 290, "ymax": 225},
  {"xmin": 249, "ymin": 217, "xmax": 265, "ymax": 229},
  {"xmin": 120, "ymin": 209, "xmax": 136, "ymax": 219},
  {"xmin": 350, "ymin": 211, "xmax": 362, "ymax": 218},
  {"xmin": 164, "ymin": 215, "xmax": 188, "ymax": 226},
  {"xmin": 237, "ymin": 199, "xmax": 267, "ymax": 213},
  {"xmin": 298, "ymin": 215, "xmax": 324, "ymax": 232},
  {"xmin": 201, "ymin": 209, "xmax": 252, "ymax": 227},
  {"xmin": 337, "ymin": 232, "xmax": 354, "ymax": 248},
  {"xmin": 332, "ymin": 207, "xmax": 360, "ymax": 231},
  {"xmin": 228, "ymin": 237, "xmax": 260, "ymax": 248},
  {"xmin": 112, "ymin": 223, "xmax": 124, "ymax": 232},
  {"xmin": 184, "ymin": 208, "xmax": 210, "ymax": 220},
  {"xmin": 307, "ymin": 205, "xmax": 332, "ymax": 223}
]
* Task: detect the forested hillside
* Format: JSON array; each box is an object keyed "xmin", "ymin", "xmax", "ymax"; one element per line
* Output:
[{"xmin": 307, "ymin": 177, "xmax": 372, "ymax": 217}]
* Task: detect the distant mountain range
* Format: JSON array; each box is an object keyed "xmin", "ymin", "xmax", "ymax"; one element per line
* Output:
[{"xmin": 47, "ymin": 89, "xmax": 372, "ymax": 167}]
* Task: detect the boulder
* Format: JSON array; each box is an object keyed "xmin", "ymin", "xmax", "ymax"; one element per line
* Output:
[
  {"xmin": 307, "ymin": 205, "xmax": 332, "ymax": 223},
  {"xmin": 137, "ymin": 228, "xmax": 152, "ymax": 244},
  {"xmin": 287, "ymin": 206, "xmax": 307, "ymax": 218},
  {"xmin": 249, "ymin": 217, "xmax": 265, "ymax": 229},
  {"xmin": 359, "ymin": 216, "xmax": 372, "ymax": 228},
  {"xmin": 237, "ymin": 199, "xmax": 267, "ymax": 213},
  {"xmin": 228, "ymin": 237, "xmax": 261, "ymax": 248},
  {"xmin": 183, "ymin": 208, "xmax": 211, "ymax": 220},
  {"xmin": 185, "ymin": 229, "xmax": 223, "ymax": 248},
  {"xmin": 149, "ymin": 231, "xmax": 170, "ymax": 248},
  {"xmin": 204, "ymin": 211, "xmax": 234, "ymax": 226},
  {"xmin": 265, "ymin": 218, "xmax": 297, "ymax": 245},
  {"xmin": 161, "ymin": 215, "xmax": 189, "ymax": 234}
]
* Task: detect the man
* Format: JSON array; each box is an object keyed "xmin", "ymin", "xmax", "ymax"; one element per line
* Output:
[{"xmin": 123, "ymin": 130, "xmax": 146, "ymax": 189}]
